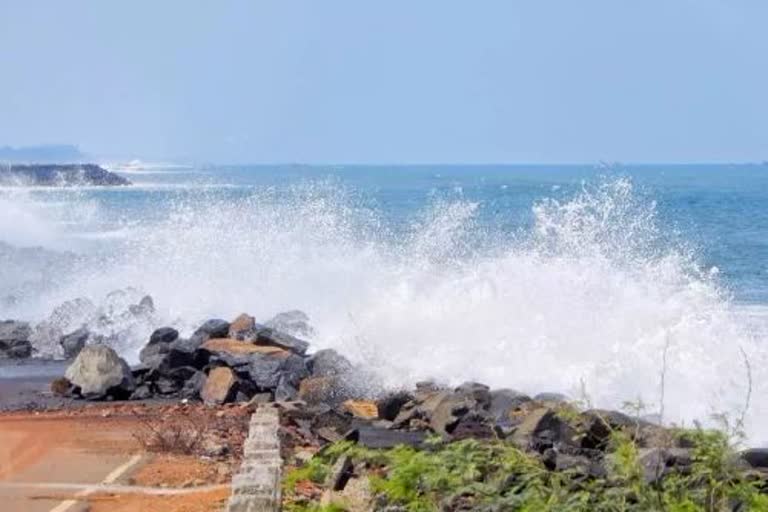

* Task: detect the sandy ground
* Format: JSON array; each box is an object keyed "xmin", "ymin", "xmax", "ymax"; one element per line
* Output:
[{"xmin": 0, "ymin": 406, "xmax": 239, "ymax": 512}]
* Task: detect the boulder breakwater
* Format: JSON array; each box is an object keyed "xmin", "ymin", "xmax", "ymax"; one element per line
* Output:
[{"xmin": 4, "ymin": 308, "xmax": 768, "ymax": 510}]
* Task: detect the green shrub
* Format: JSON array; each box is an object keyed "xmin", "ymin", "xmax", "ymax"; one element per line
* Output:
[{"xmin": 283, "ymin": 427, "xmax": 768, "ymax": 512}]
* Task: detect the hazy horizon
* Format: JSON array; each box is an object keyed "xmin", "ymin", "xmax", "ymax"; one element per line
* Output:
[
  {"xmin": 4, "ymin": 143, "xmax": 768, "ymax": 167},
  {"xmin": 2, "ymin": 1, "xmax": 767, "ymax": 164}
]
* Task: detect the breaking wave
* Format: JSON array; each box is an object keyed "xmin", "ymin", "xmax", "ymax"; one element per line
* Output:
[{"xmin": 0, "ymin": 177, "xmax": 766, "ymax": 440}]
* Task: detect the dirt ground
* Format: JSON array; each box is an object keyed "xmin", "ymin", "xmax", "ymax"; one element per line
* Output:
[{"xmin": 0, "ymin": 404, "xmax": 249, "ymax": 512}]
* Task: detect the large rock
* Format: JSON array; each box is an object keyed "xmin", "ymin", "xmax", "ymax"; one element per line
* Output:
[
  {"xmin": 510, "ymin": 407, "xmax": 576, "ymax": 453},
  {"xmin": 65, "ymin": 345, "xmax": 136, "ymax": 398},
  {"xmin": 309, "ymin": 349, "xmax": 353, "ymax": 377},
  {"xmin": 228, "ymin": 314, "xmax": 256, "ymax": 338},
  {"xmin": 741, "ymin": 448, "xmax": 768, "ymax": 470},
  {"xmin": 201, "ymin": 366, "xmax": 238, "ymax": 405},
  {"xmin": 299, "ymin": 376, "xmax": 353, "ymax": 407},
  {"xmin": 148, "ymin": 327, "xmax": 179, "ymax": 345},
  {"xmin": 490, "ymin": 389, "xmax": 532, "ymax": 429},
  {"xmin": 189, "ymin": 319, "xmax": 230, "ymax": 349},
  {"xmin": 377, "ymin": 391, "xmax": 414, "ymax": 421},
  {"xmin": 342, "ymin": 400, "xmax": 379, "ymax": 419},
  {"xmin": 349, "ymin": 425, "xmax": 427, "ymax": 449},
  {"xmin": 202, "ymin": 338, "xmax": 287, "ymax": 357},
  {"xmin": 265, "ymin": 310, "xmax": 314, "ymax": 337},
  {"xmin": 0, "ymin": 320, "xmax": 33, "ymax": 359},
  {"xmin": 138, "ymin": 327, "xmax": 189, "ymax": 369},
  {"xmin": 393, "ymin": 382, "xmax": 494, "ymax": 437},
  {"xmin": 252, "ymin": 327, "xmax": 310, "ymax": 355},
  {"xmin": 199, "ymin": 337, "xmax": 308, "ymax": 393},
  {"xmin": 579, "ymin": 409, "xmax": 669, "ymax": 450},
  {"xmin": 59, "ymin": 327, "xmax": 90, "ymax": 359}
]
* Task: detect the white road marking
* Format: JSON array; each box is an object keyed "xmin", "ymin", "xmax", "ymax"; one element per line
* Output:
[
  {"xmin": 1, "ymin": 481, "xmax": 228, "ymax": 495},
  {"xmin": 47, "ymin": 454, "xmax": 143, "ymax": 512}
]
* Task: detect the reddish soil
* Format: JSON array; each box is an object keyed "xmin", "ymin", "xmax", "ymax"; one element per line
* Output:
[
  {"xmin": 0, "ymin": 403, "xmax": 251, "ymax": 511},
  {"xmin": 84, "ymin": 487, "xmax": 231, "ymax": 512},
  {"xmin": 131, "ymin": 455, "xmax": 231, "ymax": 487}
]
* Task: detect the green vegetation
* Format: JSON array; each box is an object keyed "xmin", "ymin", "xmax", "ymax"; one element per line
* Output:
[{"xmin": 283, "ymin": 428, "xmax": 768, "ymax": 512}]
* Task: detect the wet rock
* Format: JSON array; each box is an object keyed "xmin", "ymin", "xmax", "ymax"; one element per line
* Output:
[
  {"xmin": 511, "ymin": 407, "xmax": 576, "ymax": 453},
  {"xmin": 201, "ymin": 366, "xmax": 238, "ymax": 405},
  {"xmin": 579, "ymin": 409, "xmax": 669, "ymax": 449},
  {"xmin": 742, "ymin": 448, "xmax": 768, "ymax": 469},
  {"xmin": 299, "ymin": 376, "xmax": 353, "ymax": 407},
  {"xmin": 349, "ymin": 425, "xmax": 427, "ymax": 449},
  {"xmin": 228, "ymin": 313, "xmax": 256, "ymax": 338},
  {"xmin": 309, "ymin": 349, "xmax": 353, "ymax": 377},
  {"xmin": 189, "ymin": 319, "xmax": 230, "ymax": 348},
  {"xmin": 343, "ymin": 400, "xmax": 379, "ymax": 419},
  {"xmin": 65, "ymin": 345, "xmax": 136, "ymax": 398},
  {"xmin": 377, "ymin": 391, "xmax": 414, "ymax": 421},
  {"xmin": 59, "ymin": 327, "xmax": 90, "ymax": 359},
  {"xmin": 253, "ymin": 327, "xmax": 310, "ymax": 355},
  {"xmin": 201, "ymin": 338, "xmax": 288, "ymax": 360},
  {"xmin": 148, "ymin": 327, "xmax": 179, "ymax": 345},
  {"xmin": 180, "ymin": 371, "xmax": 206, "ymax": 399},
  {"xmin": 0, "ymin": 338, "xmax": 32, "ymax": 359},
  {"xmin": 0, "ymin": 320, "xmax": 33, "ymax": 359},
  {"xmin": 275, "ymin": 375, "xmax": 299, "ymax": 402},
  {"xmin": 455, "ymin": 381, "xmax": 492, "ymax": 403},
  {"xmin": 393, "ymin": 382, "xmax": 493, "ymax": 436},
  {"xmin": 265, "ymin": 310, "xmax": 314, "ymax": 337},
  {"xmin": 579, "ymin": 409, "xmax": 636, "ymax": 449},
  {"xmin": 490, "ymin": 389, "xmax": 532, "ymax": 428}
]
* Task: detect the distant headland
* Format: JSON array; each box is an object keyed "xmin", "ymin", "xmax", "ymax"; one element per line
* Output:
[
  {"xmin": 0, "ymin": 163, "xmax": 131, "ymax": 186},
  {"xmin": 0, "ymin": 144, "xmax": 86, "ymax": 163}
]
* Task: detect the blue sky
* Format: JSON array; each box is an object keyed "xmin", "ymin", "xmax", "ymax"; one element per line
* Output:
[{"xmin": 1, "ymin": 1, "xmax": 766, "ymax": 163}]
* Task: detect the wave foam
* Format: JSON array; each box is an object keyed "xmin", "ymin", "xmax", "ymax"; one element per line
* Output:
[{"xmin": 0, "ymin": 177, "xmax": 766, "ymax": 440}]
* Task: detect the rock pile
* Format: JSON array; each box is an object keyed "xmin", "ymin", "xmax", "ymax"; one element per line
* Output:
[
  {"xmin": 1, "ymin": 289, "xmax": 157, "ymax": 360},
  {"xmin": 0, "ymin": 320, "xmax": 33, "ymax": 359},
  {"xmin": 56, "ymin": 311, "xmax": 363, "ymax": 406},
  {"xmin": 48, "ymin": 309, "xmax": 768, "ymax": 492}
]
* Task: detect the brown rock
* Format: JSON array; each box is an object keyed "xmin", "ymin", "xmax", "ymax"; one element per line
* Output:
[
  {"xmin": 50, "ymin": 377, "xmax": 73, "ymax": 396},
  {"xmin": 201, "ymin": 366, "xmax": 237, "ymax": 405},
  {"xmin": 298, "ymin": 376, "xmax": 334, "ymax": 404},
  {"xmin": 202, "ymin": 338, "xmax": 289, "ymax": 357},
  {"xmin": 342, "ymin": 399, "xmax": 379, "ymax": 419},
  {"xmin": 229, "ymin": 313, "xmax": 256, "ymax": 337},
  {"xmin": 298, "ymin": 376, "xmax": 352, "ymax": 406}
]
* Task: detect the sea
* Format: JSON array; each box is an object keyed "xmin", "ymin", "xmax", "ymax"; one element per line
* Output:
[{"xmin": 1, "ymin": 163, "xmax": 767, "ymax": 439}]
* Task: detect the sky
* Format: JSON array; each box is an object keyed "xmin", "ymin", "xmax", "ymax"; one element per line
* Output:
[{"xmin": 1, "ymin": 1, "xmax": 767, "ymax": 164}]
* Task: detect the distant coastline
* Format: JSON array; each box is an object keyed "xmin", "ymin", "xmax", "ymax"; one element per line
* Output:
[{"xmin": 0, "ymin": 163, "xmax": 131, "ymax": 187}]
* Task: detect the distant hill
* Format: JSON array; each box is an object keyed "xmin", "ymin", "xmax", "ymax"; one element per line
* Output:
[{"xmin": 0, "ymin": 145, "xmax": 86, "ymax": 163}]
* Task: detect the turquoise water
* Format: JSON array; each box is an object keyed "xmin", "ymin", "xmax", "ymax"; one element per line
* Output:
[{"xmin": 2, "ymin": 163, "xmax": 768, "ymax": 437}]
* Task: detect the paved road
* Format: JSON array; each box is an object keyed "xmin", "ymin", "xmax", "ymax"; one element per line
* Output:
[{"xmin": 0, "ymin": 414, "xmax": 141, "ymax": 512}]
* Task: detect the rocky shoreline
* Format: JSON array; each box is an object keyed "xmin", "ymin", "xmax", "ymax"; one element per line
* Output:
[
  {"xmin": 4, "ymin": 310, "xmax": 768, "ymax": 510},
  {"xmin": 0, "ymin": 163, "xmax": 130, "ymax": 186}
]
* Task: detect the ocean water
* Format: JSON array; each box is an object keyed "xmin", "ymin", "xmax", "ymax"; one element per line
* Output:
[{"xmin": 1, "ymin": 163, "xmax": 768, "ymax": 439}]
